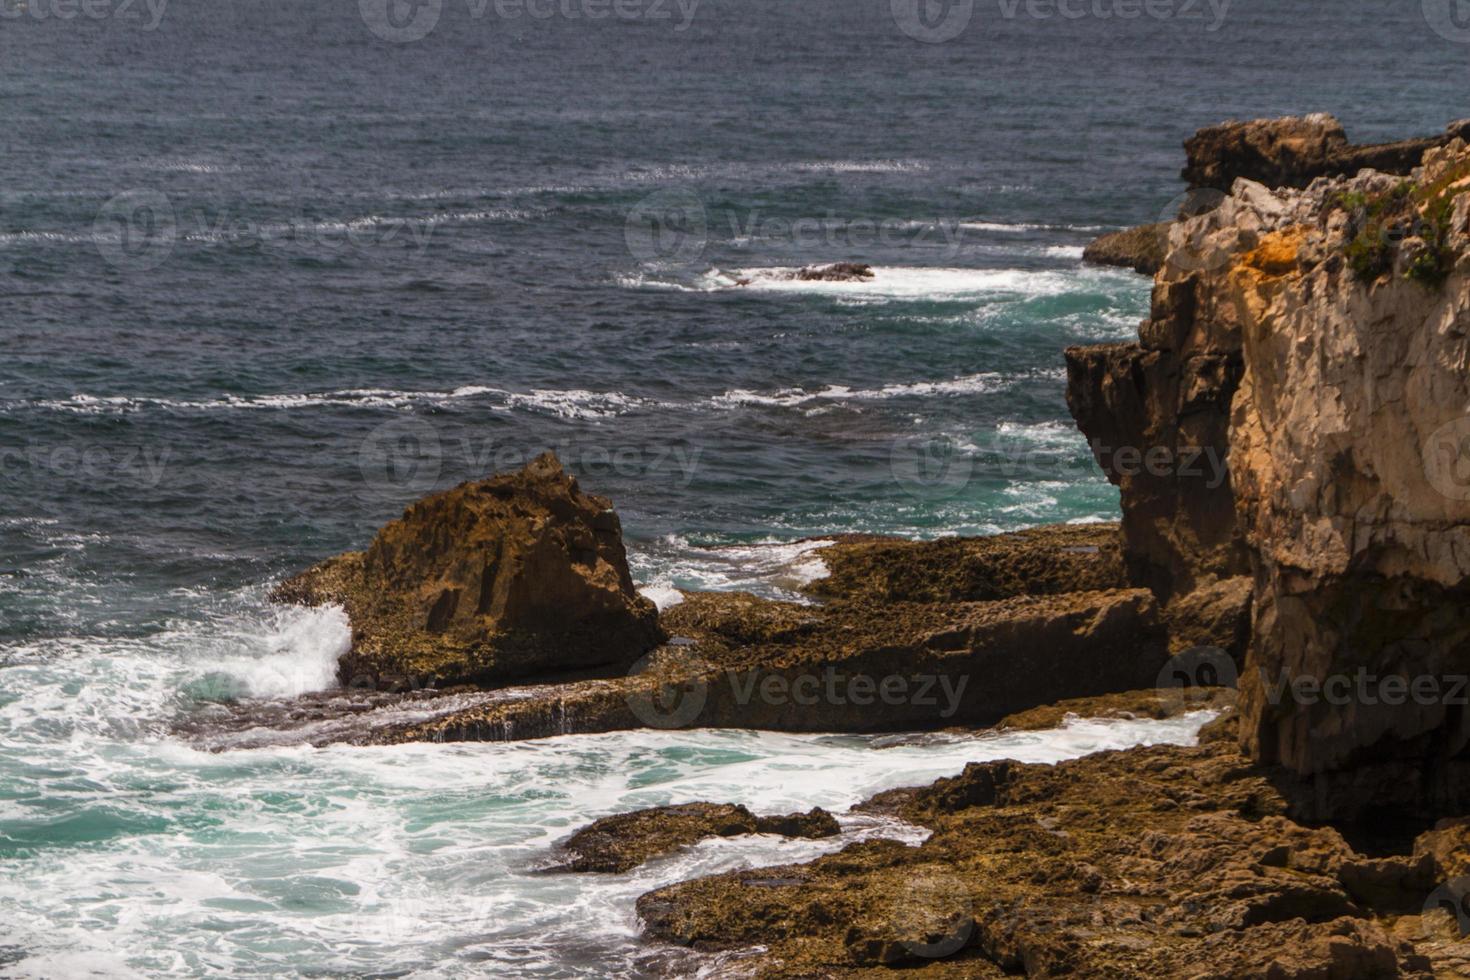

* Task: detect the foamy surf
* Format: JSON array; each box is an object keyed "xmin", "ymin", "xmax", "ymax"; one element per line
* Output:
[
  {"xmin": 712, "ymin": 265, "xmax": 1080, "ymax": 300},
  {"xmin": 0, "ymin": 713, "xmax": 1215, "ymax": 979}
]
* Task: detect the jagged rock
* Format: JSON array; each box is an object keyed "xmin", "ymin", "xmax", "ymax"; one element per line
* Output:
[
  {"xmin": 1182, "ymin": 113, "xmax": 1352, "ymax": 192},
  {"xmin": 551, "ymin": 802, "xmax": 839, "ymax": 874},
  {"xmin": 636, "ymin": 734, "xmax": 1443, "ymax": 977},
  {"xmin": 1064, "ymin": 341, "xmax": 1248, "ymax": 600},
  {"xmin": 1086, "ymin": 116, "xmax": 1470, "ymax": 277},
  {"xmin": 805, "ymin": 524, "xmax": 1125, "ymax": 604},
  {"xmin": 1183, "ymin": 114, "xmax": 1470, "ymax": 192},
  {"xmin": 272, "ymin": 452, "xmax": 664, "ymax": 689},
  {"xmin": 1081, "ymin": 222, "xmax": 1170, "ymax": 275},
  {"xmin": 791, "ymin": 262, "xmax": 874, "ymax": 282}
]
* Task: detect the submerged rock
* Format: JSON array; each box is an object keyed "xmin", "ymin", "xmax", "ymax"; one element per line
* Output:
[
  {"xmin": 272, "ymin": 452, "xmax": 664, "ymax": 689},
  {"xmin": 551, "ymin": 803, "xmax": 839, "ymax": 874},
  {"xmin": 791, "ymin": 262, "xmax": 875, "ymax": 282}
]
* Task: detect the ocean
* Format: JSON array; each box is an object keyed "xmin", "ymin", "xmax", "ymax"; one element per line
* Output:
[{"xmin": 1, "ymin": 0, "xmax": 1465, "ymax": 974}]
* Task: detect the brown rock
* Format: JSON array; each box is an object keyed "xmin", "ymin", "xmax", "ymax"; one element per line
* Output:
[
  {"xmin": 551, "ymin": 802, "xmax": 839, "ymax": 874},
  {"xmin": 791, "ymin": 262, "xmax": 874, "ymax": 282},
  {"xmin": 1162, "ymin": 575, "xmax": 1252, "ymax": 660},
  {"xmin": 636, "ymin": 737, "xmax": 1441, "ymax": 977},
  {"xmin": 1064, "ymin": 342, "xmax": 1248, "ymax": 599},
  {"xmin": 1183, "ymin": 114, "xmax": 1470, "ymax": 193},
  {"xmin": 1081, "ymin": 222, "xmax": 1170, "ymax": 275},
  {"xmin": 1070, "ymin": 130, "xmax": 1470, "ymax": 819},
  {"xmin": 805, "ymin": 523, "xmax": 1125, "ymax": 605},
  {"xmin": 272, "ymin": 452, "xmax": 664, "ymax": 689}
]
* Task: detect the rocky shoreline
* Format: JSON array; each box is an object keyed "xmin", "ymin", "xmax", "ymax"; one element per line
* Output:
[{"xmin": 245, "ymin": 116, "xmax": 1470, "ymax": 975}]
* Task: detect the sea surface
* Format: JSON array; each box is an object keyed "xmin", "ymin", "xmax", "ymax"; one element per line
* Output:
[{"xmin": 1, "ymin": 0, "xmax": 1466, "ymax": 975}]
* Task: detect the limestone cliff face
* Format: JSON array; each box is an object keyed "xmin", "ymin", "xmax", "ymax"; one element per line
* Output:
[{"xmin": 1072, "ymin": 138, "xmax": 1470, "ymax": 818}]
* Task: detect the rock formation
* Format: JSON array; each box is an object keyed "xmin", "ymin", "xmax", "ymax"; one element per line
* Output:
[
  {"xmin": 791, "ymin": 262, "xmax": 874, "ymax": 281},
  {"xmin": 632, "ymin": 717, "xmax": 1470, "ymax": 977},
  {"xmin": 272, "ymin": 452, "xmax": 664, "ymax": 689},
  {"xmin": 1071, "ymin": 134, "xmax": 1470, "ymax": 820},
  {"xmin": 1183, "ymin": 114, "xmax": 1470, "ymax": 193},
  {"xmin": 353, "ymin": 524, "xmax": 1188, "ymax": 742},
  {"xmin": 1084, "ymin": 114, "xmax": 1470, "ymax": 275},
  {"xmin": 1080, "ymin": 222, "xmax": 1170, "ymax": 275},
  {"xmin": 550, "ymin": 803, "xmax": 839, "ymax": 874}
]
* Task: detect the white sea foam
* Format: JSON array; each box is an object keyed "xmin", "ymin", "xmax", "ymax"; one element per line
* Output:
[
  {"xmin": 20, "ymin": 385, "xmax": 659, "ymax": 420},
  {"xmin": 712, "ymin": 371, "xmax": 1021, "ymax": 410},
  {"xmin": 638, "ymin": 583, "xmax": 686, "ymax": 611},
  {"xmin": 0, "ymin": 711, "xmax": 1214, "ymax": 979},
  {"xmin": 196, "ymin": 604, "xmax": 351, "ymax": 699},
  {"xmin": 723, "ymin": 265, "xmax": 1077, "ymax": 300}
]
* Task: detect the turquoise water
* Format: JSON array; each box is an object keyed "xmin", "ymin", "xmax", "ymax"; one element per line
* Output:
[{"xmin": 3, "ymin": 0, "xmax": 1468, "ymax": 973}]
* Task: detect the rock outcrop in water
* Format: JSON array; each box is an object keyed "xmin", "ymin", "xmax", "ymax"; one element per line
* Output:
[
  {"xmin": 361, "ymin": 523, "xmax": 1179, "ymax": 742},
  {"xmin": 1070, "ymin": 135, "xmax": 1470, "ymax": 820},
  {"xmin": 550, "ymin": 802, "xmax": 840, "ymax": 874},
  {"xmin": 272, "ymin": 452, "xmax": 664, "ymax": 689}
]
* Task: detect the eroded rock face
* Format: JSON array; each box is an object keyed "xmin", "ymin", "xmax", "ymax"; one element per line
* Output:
[
  {"xmin": 1072, "ymin": 137, "xmax": 1470, "ymax": 819},
  {"xmin": 272, "ymin": 452, "xmax": 664, "ymax": 688}
]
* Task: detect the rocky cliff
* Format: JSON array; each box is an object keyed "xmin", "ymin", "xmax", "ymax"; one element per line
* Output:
[
  {"xmin": 1085, "ymin": 114, "xmax": 1470, "ymax": 275},
  {"xmin": 1070, "ymin": 135, "xmax": 1470, "ymax": 820}
]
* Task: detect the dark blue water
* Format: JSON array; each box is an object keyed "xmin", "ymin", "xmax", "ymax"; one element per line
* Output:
[{"xmin": 0, "ymin": 1, "xmax": 1467, "ymax": 974}]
